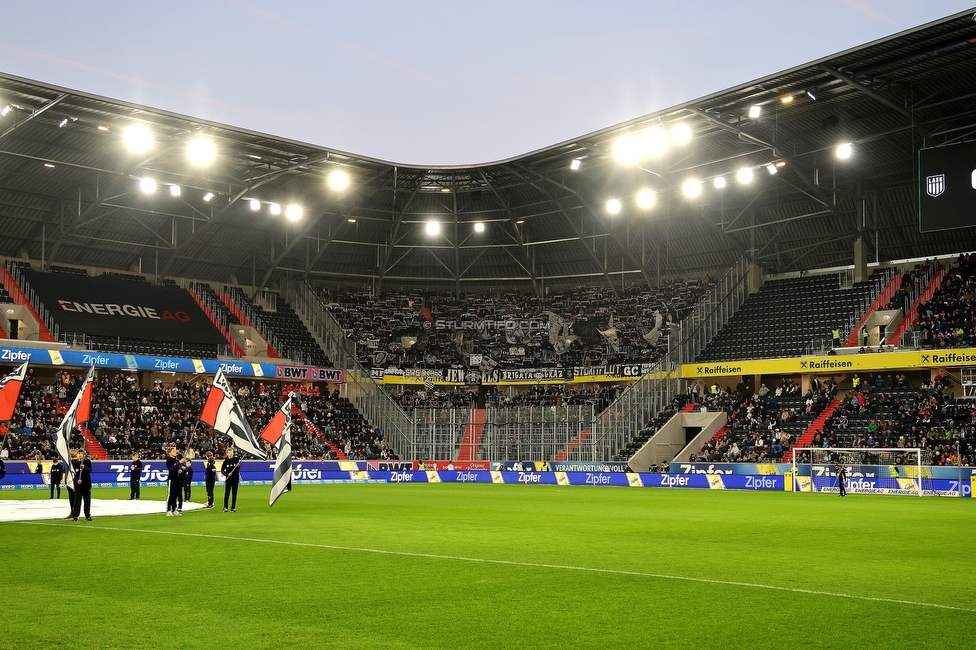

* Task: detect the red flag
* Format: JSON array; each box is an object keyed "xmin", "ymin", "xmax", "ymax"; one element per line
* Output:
[
  {"xmin": 259, "ymin": 408, "xmax": 287, "ymax": 444},
  {"xmin": 75, "ymin": 377, "xmax": 93, "ymax": 424},
  {"xmin": 200, "ymin": 385, "xmax": 224, "ymax": 427},
  {"xmin": 0, "ymin": 361, "xmax": 28, "ymax": 422}
]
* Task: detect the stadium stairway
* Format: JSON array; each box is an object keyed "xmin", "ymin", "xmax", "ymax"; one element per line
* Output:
[
  {"xmin": 0, "ymin": 268, "xmax": 56, "ymax": 342},
  {"xmin": 843, "ymin": 273, "xmax": 902, "ymax": 346},
  {"xmin": 218, "ymin": 292, "xmax": 280, "ymax": 358},
  {"xmin": 80, "ymin": 427, "xmax": 108, "ymax": 460},
  {"xmin": 292, "ymin": 405, "xmax": 347, "ymax": 460},
  {"xmin": 553, "ymin": 428, "xmax": 592, "ymax": 462},
  {"xmin": 187, "ymin": 286, "xmax": 245, "ymax": 357},
  {"xmin": 886, "ymin": 270, "xmax": 947, "ymax": 346},
  {"xmin": 456, "ymin": 408, "xmax": 486, "ymax": 461},
  {"xmin": 782, "ymin": 399, "xmax": 841, "ymax": 462}
]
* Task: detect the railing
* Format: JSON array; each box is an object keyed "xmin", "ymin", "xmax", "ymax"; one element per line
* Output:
[
  {"xmin": 405, "ymin": 408, "xmax": 471, "ymax": 460},
  {"xmin": 287, "ymin": 282, "xmax": 414, "ymax": 456},
  {"xmin": 673, "ymin": 258, "xmax": 750, "ymax": 365},
  {"xmin": 482, "ymin": 405, "xmax": 594, "ymax": 462},
  {"xmin": 8, "ymin": 264, "xmax": 59, "ymax": 339}
]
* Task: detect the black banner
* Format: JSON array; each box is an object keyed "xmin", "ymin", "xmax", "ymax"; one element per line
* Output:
[
  {"xmin": 918, "ymin": 141, "xmax": 976, "ymax": 233},
  {"xmin": 499, "ymin": 367, "xmax": 574, "ymax": 382},
  {"xmin": 22, "ymin": 270, "xmax": 225, "ymax": 345}
]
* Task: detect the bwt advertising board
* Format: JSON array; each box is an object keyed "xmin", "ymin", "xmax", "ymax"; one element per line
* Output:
[
  {"xmin": 21, "ymin": 270, "xmax": 225, "ymax": 345},
  {"xmin": 918, "ymin": 141, "xmax": 976, "ymax": 233}
]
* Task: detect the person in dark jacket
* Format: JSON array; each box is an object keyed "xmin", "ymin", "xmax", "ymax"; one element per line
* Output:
[
  {"xmin": 65, "ymin": 450, "xmax": 80, "ymax": 520},
  {"xmin": 221, "ymin": 448, "xmax": 241, "ymax": 513},
  {"xmin": 165, "ymin": 448, "xmax": 183, "ymax": 516},
  {"xmin": 204, "ymin": 451, "xmax": 217, "ymax": 509},
  {"xmin": 129, "ymin": 453, "xmax": 143, "ymax": 500},
  {"xmin": 73, "ymin": 452, "xmax": 93, "ymax": 521},
  {"xmin": 182, "ymin": 458, "xmax": 194, "ymax": 503},
  {"xmin": 50, "ymin": 458, "xmax": 65, "ymax": 499}
]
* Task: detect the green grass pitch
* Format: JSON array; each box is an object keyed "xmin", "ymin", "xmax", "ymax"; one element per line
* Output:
[{"xmin": 2, "ymin": 484, "xmax": 974, "ymax": 649}]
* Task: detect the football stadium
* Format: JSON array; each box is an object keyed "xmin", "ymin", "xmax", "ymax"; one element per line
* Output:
[{"xmin": 2, "ymin": 8, "xmax": 976, "ymax": 649}]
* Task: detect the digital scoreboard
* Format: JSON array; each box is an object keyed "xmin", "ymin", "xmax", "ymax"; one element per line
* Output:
[{"xmin": 918, "ymin": 140, "xmax": 976, "ymax": 233}]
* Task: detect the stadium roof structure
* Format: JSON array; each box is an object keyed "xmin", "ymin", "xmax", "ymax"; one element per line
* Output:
[{"xmin": 1, "ymin": 9, "xmax": 976, "ymax": 295}]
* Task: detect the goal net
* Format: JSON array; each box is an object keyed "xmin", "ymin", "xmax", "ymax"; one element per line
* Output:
[{"xmin": 791, "ymin": 447, "xmax": 934, "ymax": 496}]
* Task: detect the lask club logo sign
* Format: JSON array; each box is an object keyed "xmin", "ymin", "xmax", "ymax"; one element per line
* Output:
[{"xmin": 926, "ymin": 173, "xmax": 945, "ymax": 197}]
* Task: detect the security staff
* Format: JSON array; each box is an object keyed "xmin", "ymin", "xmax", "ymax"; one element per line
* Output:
[
  {"xmin": 165, "ymin": 448, "xmax": 183, "ymax": 516},
  {"xmin": 832, "ymin": 327, "xmax": 841, "ymax": 348},
  {"xmin": 221, "ymin": 448, "xmax": 241, "ymax": 513},
  {"xmin": 861, "ymin": 326, "xmax": 870, "ymax": 346},
  {"xmin": 50, "ymin": 459, "xmax": 65, "ymax": 499},
  {"xmin": 204, "ymin": 452, "xmax": 217, "ymax": 509},
  {"xmin": 129, "ymin": 453, "xmax": 143, "ymax": 500}
]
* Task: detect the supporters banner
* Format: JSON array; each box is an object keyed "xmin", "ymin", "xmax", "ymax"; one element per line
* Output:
[
  {"xmin": 499, "ymin": 368, "xmax": 574, "ymax": 382},
  {"xmin": 274, "ymin": 365, "xmax": 345, "ymax": 383},
  {"xmin": 21, "ymin": 270, "xmax": 225, "ymax": 345}
]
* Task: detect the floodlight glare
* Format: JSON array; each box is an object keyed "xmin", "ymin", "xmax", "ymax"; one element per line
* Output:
[
  {"xmin": 570, "ymin": 158, "xmax": 582, "ymax": 171},
  {"xmin": 202, "ymin": 192, "xmax": 214, "ymax": 202},
  {"xmin": 613, "ymin": 135, "xmax": 641, "ymax": 164},
  {"xmin": 187, "ymin": 138, "xmax": 216, "ymax": 165},
  {"xmin": 58, "ymin": 118, "xmax": 68, "ymax": 128},
  {"xmin": 606, "ymin": 199, "xmax": 622, "ymax": 215},
  {"xmin": 139, "ymin": 178, "xmax": 157, "ymax": 194},
  {"xmin": 736, "ymin": 168, "xmax": 754, "ymax": 184},
  {"xmin": 269, "ymin": 203, "xmax": 281, "ymax": 215},
  {"xmin": 781, "ymin": 95, "xmax": 794, "ymax": 104},
  {"xmin": 1, "ymin": 106, "xmax": 10, "ymax": 117},
  {"xmin": 836, "ymin": 142, "xmax": 853, "ymax": 160},
  {"xmin": 682, "ymin": 179, "xmax": 701, "ymax": 198},
  {"xmin": 285, "ymin": 205, "xmax": 302, "ymax": 221},
  {"xmin": 640, "ymin": 128, "xmax": 669, "ymax": 156},
  {"xmin": 328, "ymin": 170, "xmax": 350, "ymax": 190},
  {"xmin": 713, "ymin": 176, "xmax": 727, "ymax": 189},
  {"xmin": 97, "ymin": 125, "xmax": 109, "ymax": 131},
  {"xmin": 170, "ymin": 185, "xmax": 182, "ymax": 197},
  {"xmin": 347, "ymin": 218, "xmax": 357, "ymax": 223},
  {"xmin": 670, "ymin": 123, "xmax": 691, "ymax": 144},
  {"xmin": 425, "ymin": 220, "xmax": 440, "ymax": 235},
  {"xmin": 766, "ymin": 163, "xmax": 778, "ymax": 175},
  {"xmin": 806, "ymin": 90, "xmax": 817, "ymax": 101},
  {"xmin": 636, "ymin": 189, "xmax": 655, "ymax": 209},
  {"xmin": 474, "ymin": 222, "xmax": 485, "ymax": 233},
  {"xmin": 249, "ymin": 199, "xmax": 261, "ymax": 211},
  {"xmin": 123, "ymin": 125, "xmax": 153, "ymax": 153},
  {"xmin": 748, "ymin": 105, "xmax": 762, "ymax": 119}
]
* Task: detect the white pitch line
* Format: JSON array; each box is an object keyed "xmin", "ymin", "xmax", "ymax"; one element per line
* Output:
[{"xmin": 19, "ymin": 521, "xmax": 976, "ymax": 614}]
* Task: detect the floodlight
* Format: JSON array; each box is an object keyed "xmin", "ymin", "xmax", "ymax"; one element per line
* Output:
[
  {"xmin": 348, "ymin": 218, "xmax": 357, "ymax": 223},
  {"xmin": 425, "ymin": 220, "xmax": 440, "ymax": 235},
  {"xmin": 836, "ymin": 142, "xmax": 853, "ymax": 160},
  {"xmin": 636, "ymin": 189, "xmax": 655, "ymax": 209},
  {"xmin": 972, "ymin": 169, "xmax": 976, "ymax": 190},
  {"xmin": 202, "ymin": 192, "xmax": 214, "ymax": 202},
  {"xmin": 748, "ymin": 105, "xmax": 762, "ymax": 119},
  {"xmin": 516, "ymin": 220, "xmax": 525, "ymax": 225},
  {"xmin": 474, "ymin": 222, "xmax": 485, "ymax": 233},
  {"xmin": 285, "ymin": 205, "xmax": 302, "ymax": 221},
  {"xmin": 249, "ymin": 199, "xmax": 260, "ymax": 211},
  {"xmin": 97, "ymin": 125, "xmax": 109, "ymax": 131},
  {"xmin": 123, "ymin": 125, "xmax": 153, "ymax": 153},
  {"xmin": 737, "ymin": 168, "xmax": 754, "ymax": 184},
  {"xmin": 328, "ymin": 170, "xmax": 350, "ymax": 190},
  {"xmin": 606, "ymin": 199, "xmax": 622, "ymax": 215},
  {"xmin": 766, "ymin": 164, "xmax": 778, "ymax": 175},
  {"xmin": 269, "ymin": 203, "xmax": 281, "ymax": 215},
  {"xmin": 187, "ymin": 138, "xmax": 216, "ymax": 165},
  {"xmin": 713, "ymin": 177, "xmax": 727, "ymax": 189},
  {"xmin": 170, "ymin": 185, "xmax": 182, "ymax": 197},
  {"xmin": 44, "ymin": 163, "xmax": 55, "ymax": 169},
  {"xmin": 682, "ymin": 179, "xmax": 701, "ymax": 198},
  {"xmin": 570, "ymin": 158, "xmax": 582, "ymax": 171},
  {"xmin": 670, "ymin": 123, "xmax": 691, "ymax": 144},
  {"xmin": 1, "ymin": 106, "xmax": 10, "ymax": 117},
  {"xmin": 58, "ymin": 118, "xmax": 68, "ymax": 128},
  {"xmin": 640, "ymin": 128, "xmax": 668, "ymax": 156},
  {"xmin": 781, "ymin": 95, "xmax": 794, "ymax": 104},
  {"xmin": 139, "ymin": 178, "xmax": 157, "ymax": 194},
  {"xmin": 613, "ymin": 135, "xmax": 641, "ymax": 164},
  {"xmin": 807, "ymin": 90, "xmax": 817, "ymax": 101}
]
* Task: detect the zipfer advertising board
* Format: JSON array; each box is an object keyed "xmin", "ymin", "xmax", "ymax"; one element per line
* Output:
[
  {"xmin": 20, "ymin": 269, "xmax": 226, "ymax": 345},
  {"xmin": 0, "ymin": 344, "xmax": 276, "ymax": 378}
]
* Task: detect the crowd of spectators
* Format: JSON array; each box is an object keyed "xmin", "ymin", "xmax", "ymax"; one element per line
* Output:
[
  {"xmin": 390, "ymin": 384, "xmax": 623, "ymax": 414},
  {"xmin": 323, "ymin": 278, "xmax": 712, "ymax": 373},
  {"xmin": 0, "ymin": 371, "xmax": 394, "ymax": 462},
  {"xmin": 911, "ymin": 253, "xmax": 976, "ymax": 349}
]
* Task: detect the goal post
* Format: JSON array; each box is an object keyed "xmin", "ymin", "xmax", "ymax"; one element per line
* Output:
[{"xmin": 791, "ymin": 447, "xmax": 933, "ymax": 496}]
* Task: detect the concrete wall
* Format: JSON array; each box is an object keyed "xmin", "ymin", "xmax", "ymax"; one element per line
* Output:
[{"xmin": 628, "ymin": 410, "xmax": 727, "ymax": 471}]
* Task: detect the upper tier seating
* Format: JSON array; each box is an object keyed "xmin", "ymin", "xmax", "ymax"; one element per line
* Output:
[
  {"xmin": 227, "ymin": 287, "xmax": 332, "ymax": 367},
  {"xmin": 697, "ymin": 270, "xmax": 892, "ymax": 362}
]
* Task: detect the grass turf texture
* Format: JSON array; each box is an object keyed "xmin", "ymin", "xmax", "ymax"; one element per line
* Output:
[{"xmin": 1, "ymin": 485, "xmax": 974, "ymax": 649}]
